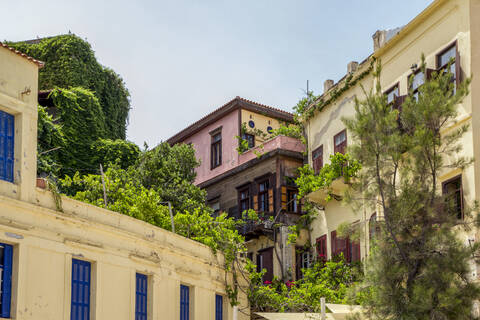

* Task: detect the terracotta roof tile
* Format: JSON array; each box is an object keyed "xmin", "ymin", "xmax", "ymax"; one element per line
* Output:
[
  {"xmin": 167, "ymin": 96, "xmax": 293, "ymax": 144},
  {"xmin": 0, "ymin": 42, "xmax": 44, "ymax": 68}
]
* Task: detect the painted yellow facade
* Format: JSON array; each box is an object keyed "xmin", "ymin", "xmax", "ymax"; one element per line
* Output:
[
  {"xmin": 0, "ymin": 44, "xmax": 249, "ymax": 319},
  {"xmin": 305, "ymin": 0, "xmax": 480, "ymax": 269},
  {"xmin": 240, "ymin": 109, "xmax": 283, "ymax": 144}
]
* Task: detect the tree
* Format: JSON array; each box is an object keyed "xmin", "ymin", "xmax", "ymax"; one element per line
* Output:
[{"xmin": 343, "ymin": 59, "xmax": 480, "ymax": 319}]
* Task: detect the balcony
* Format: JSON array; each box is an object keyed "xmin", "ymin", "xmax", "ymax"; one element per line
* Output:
[
  {"xmin": 238, "ymin": 135, "xmax": 305, "ymax": 165},
  {"xmin": 306, "ymin": 177, "xmax": 349, "ymax": 206},
  {"xmin": 239, "ymin": 218, "xmax": 275, "ymax": 240}
]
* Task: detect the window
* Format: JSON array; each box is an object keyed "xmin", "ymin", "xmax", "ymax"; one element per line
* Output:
[
  {"xmin": 312, "ymin": 145, "xmax": 323, "ymax": 174},
  {"xmin": 180, "ymin": 285, "xmax": 190, "ymax": 320},
  {"xmin": 242, "ymin": 133, "xmax": 255, "ymax": 149},
  {"xmin": 256, "ymin": 248, "xmax": 273, "ymax": 282},
  {"xmin": 295, "ymin": 248, "xmax": 312, "ymax": 280},
  {"xmin": 442, "ymin": 175, "xmax": 463, "ymax": 220},
  {"xmin": 211, "ymin": 132, "xmax": 222, "ymax": 169},
  {"xmin": 316, "ymin": 235, "xmax": 327, "ymax": 261},
  {"xmin": 0, "ymin": 243, "xmax": 12, "ymax": 318},
  {"xmin": 238, "ymin": 187, "xmax": 251, "ymax": 215},
  {"xmin": 334, "ymin": 130, "xmax": 347, "ymax": 155},
  {"xmin": 286, "ymin": 189, "xmax": 298, "ymax": 213},
  {"xmin": 331, "ymin": 230, "xmax": 360, "ymax": 263},
  {"xmin": 410, "ymin": 69, "xmax": 425, "ymax": 101},
  {"xmin": 258, "ymin": 180, "xmax": 269, "ymax": 212},
  {"xmin": 71, "ymin": 259, "xmax": 91, "ymax": 320},
  {"xmin": 437, "ymin": 42, "xmax": 459, "ymax": 92},
  {"xmin": 136, "ymin": 273, "xmax": 148, "ymax": 320},
  {"xmin": 215, "ymin": 295, "xmax": 223, "ymax": 320},
  {"xmin": 385, "ymin": 84, "xmax": 399, "ymax": 105},
  {"xmin": 209, "ymin": 201, "xmax": 220, "ymax": 217},
  {"xmin": 0, "ymin": 111, "xmax": 14, "ymax": 183}
]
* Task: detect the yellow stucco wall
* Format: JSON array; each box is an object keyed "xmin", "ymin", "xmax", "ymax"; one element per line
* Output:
[
  {"xmin": 0, "ymin": 45, "xmax": 249, "ymax": 320},
  {"xmin": 240, "ymin": 109, "xmax": 283, "ymax": 144},
  {"xmin": 305, "ymin": 0, "xmax": 478, "ymax": 263}
]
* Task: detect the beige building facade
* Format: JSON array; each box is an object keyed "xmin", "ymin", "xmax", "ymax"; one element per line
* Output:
[
  {"xmin": 0, "ymin": 43, "xmax": 248, "ymax": 320},
  {"xmin": 304, "ymin": 0, "xmax": 480, "ymax": 270}
]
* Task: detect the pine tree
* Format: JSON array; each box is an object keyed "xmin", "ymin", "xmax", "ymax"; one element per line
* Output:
[{"xmin": 343, "ymin": 58, "xmax": 480, "ymax": 319}]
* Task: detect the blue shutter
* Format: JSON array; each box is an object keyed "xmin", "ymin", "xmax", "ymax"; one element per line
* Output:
[
  {"xmin": 0, "ymin": 111, "xmax": 14, "ymax": 182},
  {"xmin": 1, "ymin": 243, "xmax": 13, "ymax": 318},
  {"xmin": 135, "ymin": 273, "xmax": 148, "ymax": 320},
  {"xmin": 180, "ymin": 285, "xmax": 189, "ymax": 320},
  {"xmin": 71, "ymin": 259, "xmax": 91, "ymax": 320},
  {"xmin": 215, "ymin": 295, "xmax": 223, "ymax": 320}
]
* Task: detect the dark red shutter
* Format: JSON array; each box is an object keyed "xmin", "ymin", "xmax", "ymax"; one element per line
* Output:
[
  {"xmin": 262, "ymin": 248, "xmax": 274, "ymax": 282},
  {"xmin": 316, "ymin": 235, "xmax": 327, "ymax": 261}
]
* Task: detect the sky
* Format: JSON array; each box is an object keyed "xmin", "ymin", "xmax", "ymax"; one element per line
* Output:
[{"xmin": 2, "ymin": 0, "xmax": 433, "ymax": 147}]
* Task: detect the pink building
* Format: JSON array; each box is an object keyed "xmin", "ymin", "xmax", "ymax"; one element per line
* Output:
[{"xmin": 168, "ymin": 96, "xmax": 307, "ymax": 282}]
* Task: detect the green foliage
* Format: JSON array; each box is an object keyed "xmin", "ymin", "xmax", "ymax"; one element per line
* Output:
[
  {"xmin": 248, "ymin": 257, "xmax": 363, "ymax": 312},
  {"xmin": 37, "ymin": 105, "xmax": 65, "ymax": 177},
  {"xmin": 343, "ymin": 59, "xmax": 480, "ymax": 319},
  {"xmin": 9, "ymin": 35, "xmax": 130, "ymax": 139},
  {"xmin": 92, "ymin": 139, "xmax": 140, "ymax": 170},
  {"xmin": 295, "ymin": 152, "xmax": 361, "ymax": 199}
]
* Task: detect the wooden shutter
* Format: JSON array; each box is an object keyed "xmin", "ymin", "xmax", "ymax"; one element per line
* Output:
[
  {"xmin": 1, "ymin": 244, "xmax": 12, "ymax": 318},
  {"xmin": 215, "ymin": 295, "xmax": 223, "ymax": 320},
  {"xmin": 268, "ymin": 189, "xmax": 274, "ymax": 213},
  {"xmin": 253, "ymin": 195, "xmax": 258, "ymax": 211},
  {"xmin": 352, "ymin": 241, "xmax": 361, "ymax": 263},
  {"xmin": 426, "ymin": 68, "xmax": 435, "ymax": 80},
  {"xmin": 456, "ymin": 45, "xmax": 462, "ymax": 85},
  {"xmin": 180, "ymin": 285, "xmax": 190, "ymax": 320},
  {"xmin": 316, "ymin": 235, "xmax": 327, "ymax": 261},
  {"xmin": 0, "ymin": 111, "xmax": 14, "ymax": 182},
  {"xmin": 71, "ymin": 259, "xmax": 91, "ymax": 320},
  {"xmin": 281, "ymin": 186, "xmax": 287, "ymax": 210},
  {"xmin": 136, "ymin": 273, "xmax": 148, "ymax": 320},
  {"xmin": 331, "ymin": 231, "xmax": 337, "ymax": 257},
  {"xmin": 295, "ymin": 248, "xmax": 302, "ymax": 280},
  {"xmin": 262, "ymin": 248, "xmax": 274, "ymax": 282}
]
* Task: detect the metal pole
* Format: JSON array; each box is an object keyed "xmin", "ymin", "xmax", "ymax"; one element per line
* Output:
[
  {"xmin": 321, "ymin": 297, "xmax": 326, "ymax": 320},
  {"xmin": 168, "ymin": 201, "xmax": 175, "ymax": 233},
  {"xmin": 99, "ymin": 164, "xmax": 107, "ymax": 207},
  {"xmin": 233, "ymin": 306, "xmax": 238, "ymax": 320}
]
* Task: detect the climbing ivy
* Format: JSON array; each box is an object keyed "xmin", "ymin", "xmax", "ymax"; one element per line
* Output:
[{"xmin": 8, "ymin": 34, "xmax": 130, "ymax": 140}]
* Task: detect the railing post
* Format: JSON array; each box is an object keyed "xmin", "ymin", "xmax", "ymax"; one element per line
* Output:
[{"xmin": 321, "ymin": 297, "xmax": 326, "ymax": 320}]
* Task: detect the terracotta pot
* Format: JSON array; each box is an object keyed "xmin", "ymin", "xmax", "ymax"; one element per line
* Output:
[{"xmin": 36, "ymin": 178, "xmax": 47, "ymax": 189}]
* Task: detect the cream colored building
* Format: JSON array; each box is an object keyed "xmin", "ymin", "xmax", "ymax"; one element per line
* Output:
[
  {"xmin": 0, "ymin": 43, "xmax": 248, "ymax": 319},
  {"xmin": 304, "ymin": 0, "xmax": 480, "ymax": 269}
]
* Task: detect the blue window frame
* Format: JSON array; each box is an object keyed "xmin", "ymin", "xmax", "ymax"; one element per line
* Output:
[
  {"xmin": 0, "ymin": 111, "xmax": 14, "ymax": 182},
  {"xmin": 135, "ymin": 273, "xmax": 148, "ymax": 320},
  {"xmin": 0, "ymin": 243, "xmax": 13, "ymax": 318},
  {"xmin": 71, "ymin": 259, "xmax": 91, "ymax": 320},
  {"xmin": 180, "ymin": 285, "xmax": 189, "ymax": 320},
  {"xmin": 215, "ymin": 295, "xmax": 223, "ymax": 320}
]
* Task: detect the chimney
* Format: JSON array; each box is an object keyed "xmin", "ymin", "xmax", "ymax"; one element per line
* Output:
[
  {"xmin": 347, "ymin": 61, "xmax": 359, "ymax": 74},
  {"xmin": 372, "ymin": 30, "xmax": 387, "ymax": 51},
  {"xmin": 324, "ymin": 79, "xmax": 334, "ymax": 93}
]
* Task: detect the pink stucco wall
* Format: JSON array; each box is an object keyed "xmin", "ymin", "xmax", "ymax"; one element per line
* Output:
[
  {"xmin": 238, "ymin": 135, "xmax": 305, "ymax": 164},
  {"xmin": 182, "ymin": 110, "xmax": 240, "ymax": 185}
]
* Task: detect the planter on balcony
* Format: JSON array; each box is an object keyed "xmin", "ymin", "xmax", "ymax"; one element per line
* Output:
[{"xmin": 306, "ymin": 177, "xmax": 349, "ymax": 206}]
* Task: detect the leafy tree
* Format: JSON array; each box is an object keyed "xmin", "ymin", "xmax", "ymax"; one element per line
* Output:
[
  {"xmin": 343, "ymin": 59, "xmax": 480, "ymax": 319},
  {"xmin": 37, "ymin": 105, "xmax": 66, "ymax": 177},
  {"xmin": 92, "ymin": 139, "xmax": 140, "ymax": 170},
  {"xmin": 248, "ymin": 257, "xmax": 363, "ymax": 312},
  {"xmin": 9, "ymin": 35, "xmax": 130, "ymax": 139}
]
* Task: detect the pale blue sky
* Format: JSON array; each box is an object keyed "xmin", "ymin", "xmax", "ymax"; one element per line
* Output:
[{"xmin": 2, "ymin": 0, "xmax": 432, "ymax": 146}]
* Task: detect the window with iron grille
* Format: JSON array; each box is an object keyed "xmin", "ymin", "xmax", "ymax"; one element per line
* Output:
[
  {"xmin": 334, "ymin": 130, "xmax": 347, "ymax": 155},
  {"xmin": 442, "ymin": 175, "xmax": 463, "ymax": 220},
  {"xmin": 135, "ymin": 273, "xmax": 148, "ymax": 320},
  {"xmin": 312, "ymin": 145, "xmax": 323, "ymax": 174},
  {"xmin": 0, "ymin": 111, "xmax": 14, "ymax": 183},
  {"xmin": 180, "ymin": 285, "xmax": 190, "ymax": 320},
  {"xmin": 211, "ymin": 133, "xmax": 222, "ymax": 169},
  {"xmin": 0, "ymin": 243, "xmax": 12, "ymax": 318},
  {"xmin": 71, "ymin": 259, "xmax": 91, "ymax": 320},
  {"xmin": 258, "ymin": 180, "xmax": 269, "ymax": 212}
]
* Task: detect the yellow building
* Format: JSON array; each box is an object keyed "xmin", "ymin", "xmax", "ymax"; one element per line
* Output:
[
  {"xmin": 304, "ymin": 0, "xmax": 480, "ymax": 269},
  {"xmin": 0, "ymin": 43, "xmax": 248, "ymax": 319}
]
